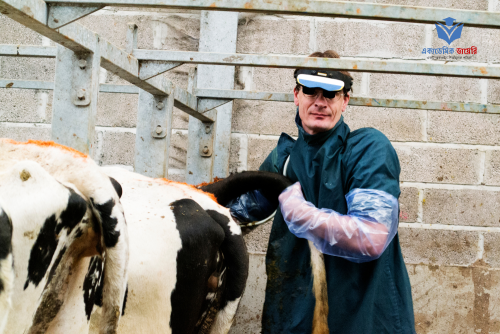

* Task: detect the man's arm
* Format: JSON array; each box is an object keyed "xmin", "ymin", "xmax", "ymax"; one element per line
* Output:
[
  {"xmin": 279, "ymin": 183, "xmax": 398, "ymax": 263},
  {"xmin": 278, "ymin": 129, "xmax": 401, "ymax": 263}
]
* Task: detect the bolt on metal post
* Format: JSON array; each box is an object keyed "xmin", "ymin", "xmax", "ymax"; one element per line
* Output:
[
  {"xmin": 78, "ymin": 59, "xmax": 87, "ymax": 69},
  {"xmin": 77, "ymin": 89, "xmax": 85, "ymax": 100}
]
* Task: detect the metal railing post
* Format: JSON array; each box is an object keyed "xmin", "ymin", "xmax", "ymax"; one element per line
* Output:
[
  {"xmin": 131, "ymin": 23, "xmax": 174, "ymax": 178},
  {"xmin": 51, "ymin": 38, "xmax": 100, "ymax": 155},
  {"xmin": 186, "ymin": 10, "xmax": 238, "ymax": 184},
  {"xmin": 134, "ymin": 91, "xmax": 174, "ymax": 177}
]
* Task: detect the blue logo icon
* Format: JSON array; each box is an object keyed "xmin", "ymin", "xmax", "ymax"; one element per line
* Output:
[{"xmin": 435, "ymin": 17, "xmax": 464, "ymax": 45}]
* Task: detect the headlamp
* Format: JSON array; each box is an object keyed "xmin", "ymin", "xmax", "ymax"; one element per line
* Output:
[{"xmin": 294, "ymin": 69, "xmax": 353, "ymax": 92}]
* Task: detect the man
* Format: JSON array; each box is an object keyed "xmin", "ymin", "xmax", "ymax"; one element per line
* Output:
[{"xmin": 258, "ymin": 50, "xmax": 415, "ymax": 333}]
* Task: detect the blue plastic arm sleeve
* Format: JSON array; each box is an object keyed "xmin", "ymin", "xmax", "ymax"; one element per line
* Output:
[{"xmin": 279, "ymin": 183, "xmax": 399, "ymax": 263}]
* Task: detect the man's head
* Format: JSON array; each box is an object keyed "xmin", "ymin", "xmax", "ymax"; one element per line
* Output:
[{"xmin": 293, "ymin": 50, "xmax": 353, "ymax": 135}]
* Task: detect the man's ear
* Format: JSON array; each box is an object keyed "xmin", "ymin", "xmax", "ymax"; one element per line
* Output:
[
  {"xmin": 293, "ymin": 87, "xmax": 300, "ymax": 106},
  {"xmin": 342, "ymin": 92, "xmax": 350, "ymax": 112}
]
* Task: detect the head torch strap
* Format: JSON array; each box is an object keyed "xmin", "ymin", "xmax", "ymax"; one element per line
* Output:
[{"xmin": 294, "ymin": 69, "xmax": 352, "ymax": 91}]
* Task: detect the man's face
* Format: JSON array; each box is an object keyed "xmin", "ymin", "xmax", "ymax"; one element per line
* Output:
[{"xmin": 294, "ymin": 86, "xmax": 350, "ymax": 135}]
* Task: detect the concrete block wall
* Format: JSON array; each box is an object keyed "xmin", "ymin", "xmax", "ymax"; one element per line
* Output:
[{"xmin": 1, "ymin": 1, "xmax": 500, "ymax": 332}]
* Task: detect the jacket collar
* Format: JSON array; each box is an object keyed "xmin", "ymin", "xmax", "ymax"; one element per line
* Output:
[{"xmin": 295, "ymin": 108, "xmax": 349, "ymax": 146}]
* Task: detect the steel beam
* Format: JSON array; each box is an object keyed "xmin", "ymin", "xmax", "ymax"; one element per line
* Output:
[
  {"xmin": 195, "ymin": 88, "xmax": 294, "ymax": 102},
  {"xmin": 134, "ymin": 50, "xmax": 500, "ymax": 80},
  {"xmin": 44, "ymin": 0, "xmax": 500, "ymax": 29},
  {"xmin": 2, "ymin": 79, "xmax": 499, "ymax": 114},
  {"xmin": 186, "ymin": 11, "xmax": 238, "ymax": 185},
  {"xmin": 195, "ymin": 88, "xmax": 500, "ymax": 114},
  {"xmin": 0, "ymin": 0, "xmax": 209, "ymax": 121},
  {"xmin": 0, "ymin": 79, "xmax": 54, "ymax": 90},
  {"xmin": 0, "ymin": 44, "xmax": 56, "ymax": 57},
  {"xmin": 3, "ymin": 44, "xmax": 499, "ymax": 80},
  {"xmin": 51, "ymin": 44, "xmax": 100, "ymax": 155}
]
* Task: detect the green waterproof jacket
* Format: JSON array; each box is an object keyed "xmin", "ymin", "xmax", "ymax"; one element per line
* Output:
[{"xmin": 259, "ymin": 113, "xmax": 415, "ymax": 333}]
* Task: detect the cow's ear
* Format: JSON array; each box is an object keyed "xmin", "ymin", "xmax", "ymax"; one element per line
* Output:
[{"xmin": 109, "ymin": 177, "xmax": 122, "ymax": 198}]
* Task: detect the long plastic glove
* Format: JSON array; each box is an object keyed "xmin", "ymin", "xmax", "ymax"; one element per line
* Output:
[{"xmin": 278, "ymin": 182, "xmax": 399, "ymax": 263}]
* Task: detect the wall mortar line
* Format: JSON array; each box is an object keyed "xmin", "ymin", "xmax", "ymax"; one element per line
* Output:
[
  {"xmin": 360, "ymin": 73, "xmax": 370, "ymax": 97},
  {"xmin": 480, "ymin": 79, "xmax": 488, "ymax": 104},
  {"xmin": 424, "ymin": 24, "xmax": 433, "ymax": 53},
  {"xmin": 477, "ymin": 233, "xmax": 485, "ymax": 260},
  {"xmin": 35, "ymin": 91, "xmax": 49, "ymax": 122},
  {"xmin": 488, "ymin": 0, "xmax": 499, "ymax": 11},
  {"xmin": 94, "ymin": 130, "xmax": 104, "ymax": 165},
  {"xmin": 421, "ymin": 110, "xmax": 428, "ymax": 142},
  {"xmin": 417, "ymin": 189, "xmax": 424, "ymax": 223},
  {"xmin": 237, "ymin": 134, "xmax": 248, "ymax": 172},
  {"xmin": 400, "ymin": 181, "xmax": 500, "ymax": 191},
  {"xmin": 309, "ymin": 17, "xmax": 317, "ymax": 53},
  {"xmin": 478, "ymin": 151, "xmax": 487, "ymax": 185},
  {"xmin": 400, "ymin": 222, "xmax": 500, "ymax": 233}
]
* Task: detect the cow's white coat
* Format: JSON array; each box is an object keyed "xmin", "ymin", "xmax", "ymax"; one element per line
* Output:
[
  {"xmin": 0, "ymin": 140, "xmax": 243, "ymax": 334},
  {"xmin": 0, "ymin": 140, "xmax": 129, "ymax": 334},
  {"xmin": 0, "ymin": 161, "xmax": 96, "ymax": 333}
]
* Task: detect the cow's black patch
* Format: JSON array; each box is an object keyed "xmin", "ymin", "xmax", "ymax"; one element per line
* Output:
[
  {"xmin": 170, "ymin": 199, "xmax": 225, "ymax": 334},
  {"xmin": 109, "ymin": 177, "xmax": 122, "ymax": 198},
  {"xmin": 83, "ymin": 256, "xmax": 104, "ymax": 320},
  {"xmin": 0, "ymin": 208, "xmax": 12, "ymax": 293},
  {"xmin": 55, "ymin": 188, "xmax": 87, "ymax": 235},
  {"xmin": 46, "ymin": 246, "xmax": 67, "ymax": 286},
  {"xmin": 91, "ymin": 198, "xmax": 120, "ymax": 248},
  {"xmin": 0, "ymin": 208, "xmax": 12, "ymax": 260},
  {"xmin": 206, "ymin": 210, "xmax": 249, "ymax": 309},
  {"xmin": 24, "ymin": 214, "xmax": 58, "ymax": 289},
  {"xmin": 122, "ymin": 284, "xmax": 128, "ymax": 316}
]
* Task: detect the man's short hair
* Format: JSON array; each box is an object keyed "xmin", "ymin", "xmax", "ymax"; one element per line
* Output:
[{"xmin": 294, "ymin": 50, "xmax": 353, "ymax": 96}]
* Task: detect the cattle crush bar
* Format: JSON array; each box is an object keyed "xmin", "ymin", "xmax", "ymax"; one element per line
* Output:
[{"xmin": 0, "ymin": 0, "xmax": 500, "ymax": 185}]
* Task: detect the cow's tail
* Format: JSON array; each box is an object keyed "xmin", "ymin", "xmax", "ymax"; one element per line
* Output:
[
  {"xmin": 199, "ymin": 171, "xmax": 292, "ymax": 207},
  {"xmin": 0, "ymin": 202, "xmax": 13, "ymax": 334},
  {"xmin": 199, "ymin": 171, "xmax": 291, "ymax": 333},
  {"xmin": 205, "ymin": 209, "xmax": 248, "ymax": 334},
  {"xmin": 90, "ymin": 196, "xmax": 129, "ymax": 334}
]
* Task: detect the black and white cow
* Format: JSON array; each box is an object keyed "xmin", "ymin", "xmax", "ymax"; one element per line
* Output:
[
  {"xmin": 93, "ymin": 167, "xmax": 291, "ymax": 334},
  {"xmin": 0, "ymin": 139, "xmax": 291, "ymax": 334},
  {"xmin": 0, "ymin": 139, "xmax": 128, "ymax": 334}
]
